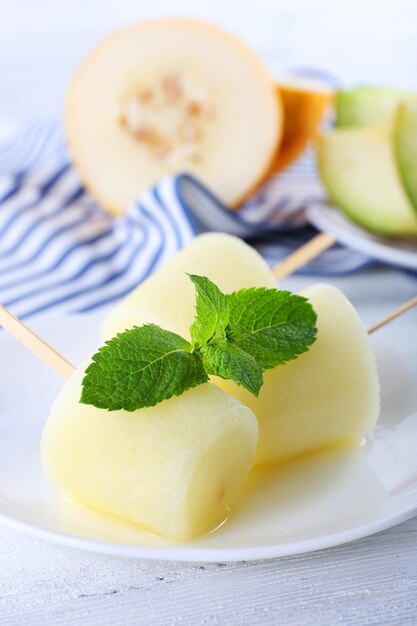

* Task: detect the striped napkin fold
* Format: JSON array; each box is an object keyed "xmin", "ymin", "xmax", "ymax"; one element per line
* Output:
[{"xmin": 0, "ymin": 121, "xmax": 372, "ymax": 321}]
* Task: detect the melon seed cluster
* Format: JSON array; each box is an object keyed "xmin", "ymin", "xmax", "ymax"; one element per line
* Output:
[{"xmin": 120, "ymin": 73, "xmax": 216, "ymax": 163}]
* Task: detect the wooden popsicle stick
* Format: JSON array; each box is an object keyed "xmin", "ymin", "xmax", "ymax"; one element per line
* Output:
[
  {"xmin": 0, "ymin": 305, "xmax": 75, "ymax": 379},
  {"xmin": 367, "ymin": 295, "xmax": 417, "ymax": 335},
  {"xmin": 273, "ymin": 232, "xmax": 336, "ymax": 279}
]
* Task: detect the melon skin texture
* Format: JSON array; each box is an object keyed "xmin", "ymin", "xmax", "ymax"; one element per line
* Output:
[
  {"xmin": 102, "ymin": 232, "xmax": 276, "ymax": 340},
  {"xmin": 336, "ymin": 86, "xmax": 416, "ymax": 130},
  {"xmin": 41, "ymin": 367, "xmax": 258, "ymax": 540},
  {"xmin": 394, "ymin": 101, "xmax": 417, "ymax": 211},
  {"xmin": 216, "ymin": 284, "xmax": 380, "ymax": 467},
  {"xmin": 66, "ymin": 19, "xmax": 282, "ymax": 215},
  {"xmin": 318, "ymin": 128, "xmax": 417, "ymax": 236}
]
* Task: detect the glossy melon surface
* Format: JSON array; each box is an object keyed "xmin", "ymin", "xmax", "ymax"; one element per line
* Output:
[
  {"xmin": 101, "ymin": 232, "xmax": 276, "ymax": 340},
  {"xmin": 41, "ymin": 369, "xmax": 258, "ymax": 540},
  {"xmin": 217, "ymin": 284, "xmax": 380, "ymax": 466}
]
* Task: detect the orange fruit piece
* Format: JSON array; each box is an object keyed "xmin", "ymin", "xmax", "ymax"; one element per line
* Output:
[{"xmin": 268, "ymin": 79, "xmax": 334, "ymax": 174}]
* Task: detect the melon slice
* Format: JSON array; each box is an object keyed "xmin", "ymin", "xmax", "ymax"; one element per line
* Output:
[
  {"xmin": 41, "ymin": 366, "xmax": 258, "ymax": 540},
  {"xmin": 336, "ymin": 86, "xmax": 417, "ymax": 130},
  {"xmin": 66, "ymin": 19, "xmax": 282, "ymax": 215},
  {"xmin": 394, "ymin": 101, "xmax": 417, "ymax": 211},
  {"xmin": 216, "ymin": 284, "xmax": 380, "ymax": 467},
  {"xmin": 318, "ymin": 128, "xmax": 417, "ymax": 236},
  {"xmin": 269, "ymin": 78, "xmax": 334, "ymax": 173}
]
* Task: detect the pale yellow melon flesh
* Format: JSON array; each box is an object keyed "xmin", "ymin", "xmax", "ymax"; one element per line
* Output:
[
  {"xmin": 217, "ymin": 284, "xmax": 380, "ymax": 466},
  {"xmin": 101, "ymin": 232, "xmax": 276, "ymax": 340},
  {"xmin": 102, "ymin": 239, "xmax": 379, "ymax": 469},
  {"xmin": 41, "ymin": 368, "xmax": 258, "ymax": 540},
  {"xmin": 336, "ymin": 86, "xmax": 417, "ymax": 130},
  {"xmin": 66, "ymin": 19, "xmax": 282, "ymax": 215},
  {"xmin": 318, "ymin": 128, "xmax": 417, "ymax": 236}
]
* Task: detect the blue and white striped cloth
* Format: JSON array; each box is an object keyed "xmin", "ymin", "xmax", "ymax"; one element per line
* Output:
[{"xmin": 0, "ymin": 121, "xmax": 372, "ymax": 320}]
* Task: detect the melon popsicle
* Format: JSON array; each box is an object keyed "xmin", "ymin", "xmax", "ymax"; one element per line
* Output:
[
  {"xmin": 102, "ymin": 239, "xmax": 380, "ymax": 468},
  {"xmin": 102, "ymin": 232, "xmax": 276, "ymax": 340},
  {"xmin": 217, "ymin": 283, "xmax": 380, "ymax": 466},
  {"xmin": 41, "ymin": 366, "xmax": 258, "ymax": 540}
]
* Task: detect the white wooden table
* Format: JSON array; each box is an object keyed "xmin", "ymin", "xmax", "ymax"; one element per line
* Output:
[
  {"xmin": 0, "ymin": 517, "xmax": 416, "ymax": 625},
  {"xmin": 1, "ymin": 1, "xmax": 417, "ymax": 623}
]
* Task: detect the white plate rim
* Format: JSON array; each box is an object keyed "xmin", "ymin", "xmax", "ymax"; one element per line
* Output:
[
  {"xmin": 307, "ymin": 202, "xmax": 417, "ymax": 271},
  {"xmin": 1, "ymin": 502, "xmax": 416, "ymax": 562}
]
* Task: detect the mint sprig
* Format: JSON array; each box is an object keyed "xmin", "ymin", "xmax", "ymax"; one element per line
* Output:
[
  {"xmin": 81, "ymin": 275, "xmax": 317, "ymax": 411},
  {"xmin": 80, "ymin": 324, "xmax": 208, "ymax": 411},
  {"xmin": 201, "ymin": 341, "xmax": 263, "ymax": 397},
  {"xmin": 189, "ymin": 274, "xmax": 229, "ymax": 346},
  {"xmin": 227, "ymin": 288, "xmax": 318, "ymax": 369}
]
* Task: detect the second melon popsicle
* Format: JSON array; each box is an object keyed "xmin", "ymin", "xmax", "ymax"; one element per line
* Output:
[
  {"xmin": 217, "ymin": 283, "xmax": 380, "ymax": 466},
  {"xmin": 101, "ymin": 234, "xmax": 380, "ymax": 467},
  {"xmin": 102, "ymin": 232, "xmax": 276, "ymax": 340}
]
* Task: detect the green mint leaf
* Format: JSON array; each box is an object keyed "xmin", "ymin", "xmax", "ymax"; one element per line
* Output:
[
  {"xmin": 201, "ymin": 341, "xmax": 263, "ymax": 397},
  {"xmin": 227, "ymin": 288, "xmax": 317, "ymax": 370},
  {"xmin": 189, "ymin": 274, "xmax": 229, "ymax": 346},
  {"xmin": 81, "ymin": 275, "xmax": 318, "ymax": 412},
  {"xmin": 81, "ymin": 324, "xmax": 208, "ymax": 411}
]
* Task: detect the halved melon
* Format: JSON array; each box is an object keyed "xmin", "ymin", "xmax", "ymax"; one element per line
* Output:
[
  {"xmin": 318, "ymin": 128, "xmax": 417, "ymax": 236},
  {"xmin": 66, "ymin": 19, "xmax": 282, "ymax": 215},
  {"xmin": 270, "ymin": 78, "xmax": 334, "ymax": 173}
]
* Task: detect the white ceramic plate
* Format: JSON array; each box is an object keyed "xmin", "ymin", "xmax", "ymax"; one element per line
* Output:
[
  {"xmin": 0, "ymin": 312, "xmax": 416, "ymax": 562},
  {"xmin": 308, "ymin": 203, "xmax": 417, "ymax": 271}
]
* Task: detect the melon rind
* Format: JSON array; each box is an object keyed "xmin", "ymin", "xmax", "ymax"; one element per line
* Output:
[
  {"xmin": 269, "ymin": 80, "xmax": 333, "ymax": 173},
  {"xmin": 394, "ymin": 101, "xmax": 417, "ymax": 212}
]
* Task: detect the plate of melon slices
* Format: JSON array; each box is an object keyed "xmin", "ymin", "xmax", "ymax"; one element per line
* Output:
[
  {"xmin": 313, "ymin": 87, "xmax": 417, "ymax": 266},
  {"xmin": 0, "ymin": 233, "xmax": 416, "ymax": 562},
  {"xmin": 308, "ymin": 203, "xmax": 417, "ymax": 271}
]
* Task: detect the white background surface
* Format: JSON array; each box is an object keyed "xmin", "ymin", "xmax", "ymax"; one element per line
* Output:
[
  {"xmin": 1, "ymin": 0, "xmax": 417, "ymax": 125},
  {"xmin": 0, "ymin": 1, "xmax": 417, "ymax": 624}
]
